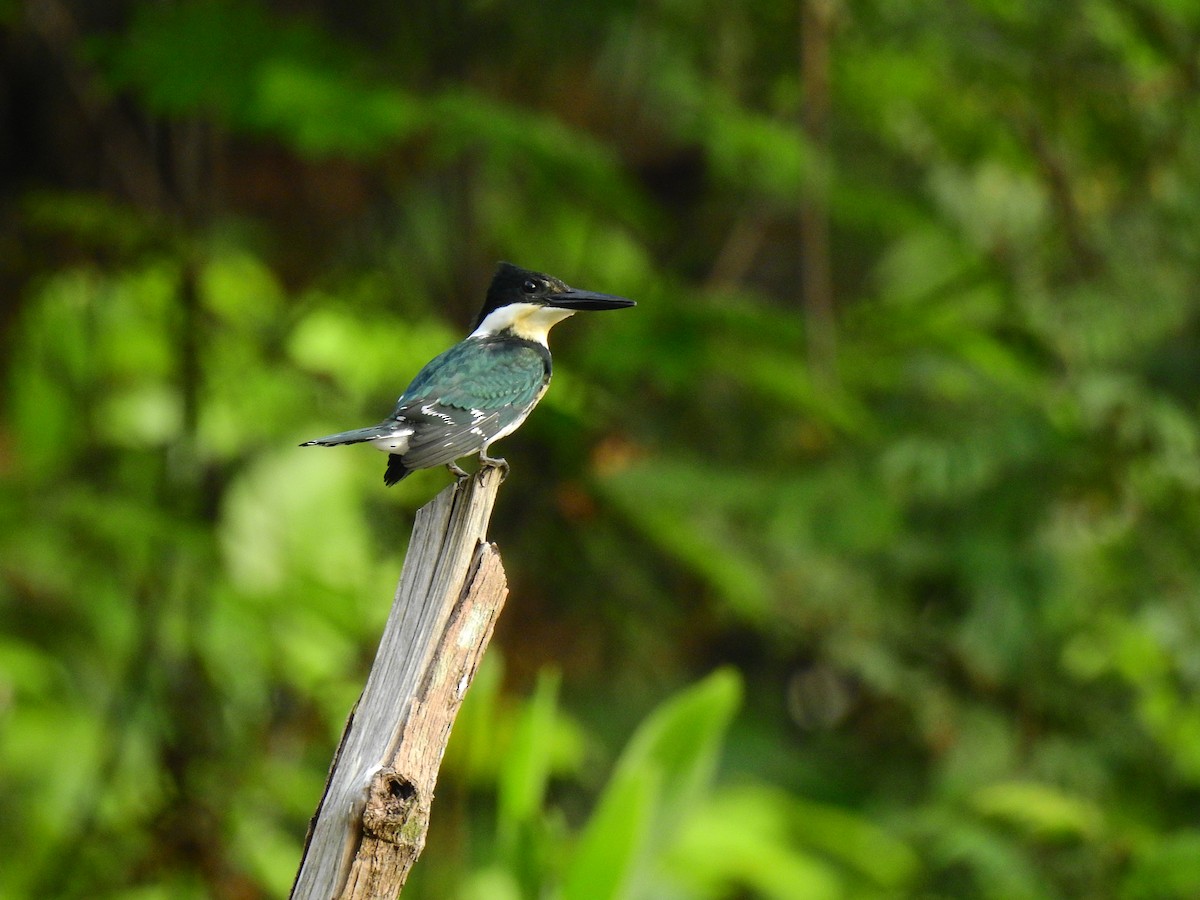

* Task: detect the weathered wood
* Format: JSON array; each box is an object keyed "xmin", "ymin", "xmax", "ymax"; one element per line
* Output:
[{"xmin": 291, "ymin": 467, "xmax": 508, "ymax": 899}]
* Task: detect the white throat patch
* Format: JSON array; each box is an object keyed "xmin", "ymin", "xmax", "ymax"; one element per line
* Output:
[{"xmin": 470, "ymin": 302, "xmax": 576, "ymax": 345}]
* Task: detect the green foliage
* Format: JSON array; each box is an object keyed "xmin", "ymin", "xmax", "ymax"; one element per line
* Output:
[
  {"xmin": 667, "ymin": 784, "xmax": 920, "ymax": 898},
  {"xmin": 563, "ymin": 669, "xmax": 741, "ymax": 898},
  {"xmin": 6, "ymin": 0, "xmax": 1200, "ymax": 897}
]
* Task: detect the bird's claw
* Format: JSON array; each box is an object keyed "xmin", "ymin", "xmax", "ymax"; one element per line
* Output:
[
  {"xmin": 477, "ymin": 453, "xmax": 510, "ymax": 483},
  {"xmin": 446, "ymin": 461, "xmax": 470, "ymax": 480}
]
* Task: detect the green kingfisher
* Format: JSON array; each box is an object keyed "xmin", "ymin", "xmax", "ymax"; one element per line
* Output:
[{"xmin": 301, "ymin": 263, "xmax": 636, "ymax": 485}]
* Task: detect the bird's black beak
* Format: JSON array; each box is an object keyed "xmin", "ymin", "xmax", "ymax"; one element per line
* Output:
[{"xmin": 546, "ymin": 287, "xmax": 636, "ymax": 311}]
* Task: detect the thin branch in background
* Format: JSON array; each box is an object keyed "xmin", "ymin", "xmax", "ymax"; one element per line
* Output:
[
  {"xmin": 1022, "ymin": 116, "xmax": 1102, "ymax": 277},
  {"xmin": 799, "ymin": 0, "xmax": 837, "ymax": 383},
  {"xmin": 707, "ymin": 207, "xmax": 768, "ymax": 290}
]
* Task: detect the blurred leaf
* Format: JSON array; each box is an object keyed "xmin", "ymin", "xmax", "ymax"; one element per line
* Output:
[
  {"xmin": 1123, "ymin": 830, "xmax": 1200, "ymax": 900},
  {"xmin": 972, "ymin": 781, "xmax": 1103, "ymax": 842},
  {"xmin": 252, "ymin": 62, "xmax": 423, "ymax": 158},
  {"xmin": 665, "ymin": 785, "xmax": 843, "ymax": 900},
  {"xmin": 560, "ymin": 669, "xmax": 742, "ymax": 896},
  {"xmin": 615, "ymin": 668, "xmax": 741, "ymax": 822},
  {"xmin": 460, "ymin": 867, "xmax": 525, "ymax": 900},
  {"xmin": 93, "ymin": 0, "xmax": 333, "ymax": 124},
  {"xmin": 790, "ymin": 794, "xmax": 920, "ymax": 889},
  {"xmin": 561, "ymin": 766, "xmax": 659, "ymax": 900},
  {"xmin": 602, "ymin": 463, "xmax": 777, "ymax": 618},
  {"xmin": 497, "ymin": 668, "xmax": 561, "ymax": 847}
]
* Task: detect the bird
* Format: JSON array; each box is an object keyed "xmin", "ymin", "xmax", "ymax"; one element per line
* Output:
[{"xmin": 301, "ymin": 262, "xmax": 636, "ymax": 485}]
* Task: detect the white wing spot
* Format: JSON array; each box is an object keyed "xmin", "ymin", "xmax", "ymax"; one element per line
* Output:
[{"xmin": 421, "ymin": 404, "xmax": 454, "ymax": 424}]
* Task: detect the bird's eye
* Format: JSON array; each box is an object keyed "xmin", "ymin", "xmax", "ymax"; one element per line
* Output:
[{"xmin": 521, "ymin": 279, "xmax": 539, "ymax": 294}]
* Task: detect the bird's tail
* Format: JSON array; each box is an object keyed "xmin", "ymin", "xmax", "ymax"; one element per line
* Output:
[
  {"xmin": 299, "ymin": 424, "xmax": 396, "ymax": 447},
  {"xmin": 301, "ymin": 423, "xmax": 412, "ymax": 487}
]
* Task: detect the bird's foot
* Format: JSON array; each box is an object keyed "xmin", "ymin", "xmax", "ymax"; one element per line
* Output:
[
  {"xmin": 477, "ymin": 452, "xmax": 509, "ymax": 483},
  {"xmin": 446, "ymin": 461, "xmax": 471, "ymax": 480}
]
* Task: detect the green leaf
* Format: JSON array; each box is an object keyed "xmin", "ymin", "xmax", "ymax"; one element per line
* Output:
[
  {"xmin": 497, "ymin": 668, "xmax": 561, "ymax": 845},
  {"xmin": 252, "ymin": 62, "xmax": 423, "ymax": 158},
  {"xmin": 613, "ymin": 668, "xmax": 741, "ymax": 824},
  {"xmin": 972, "ymin": 780, "xmax": 1103, "ymax": 842},
  {"xmin": 1123, "ymin": 830, "xmax": 1200, "ymax": 900},
  {"xmin": 561, "ymin": 767, "xmax": 659, "ymax": 900},
  {"xmin": 665, "ymin": 785, "xmax": 844, "ymax": 900},
  {"xmin": 562, "ymin": 670, "xmax": 742, "ymax": 896},
  {"xmin": 601, "ymin": 465, "xmax": 776, "ymax": 618}
]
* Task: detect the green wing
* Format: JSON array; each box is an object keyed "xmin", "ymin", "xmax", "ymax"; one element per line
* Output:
[
  {"xmin": 401, "ymin": 339, "xmax": 549, "ymax": 411},
  {"xmin": 389, "ymin": 338, "xmax": 550, "ymax": 469}
]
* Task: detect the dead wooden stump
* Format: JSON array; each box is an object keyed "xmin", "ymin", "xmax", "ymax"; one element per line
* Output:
[{"xmin": 291, "ymin": 467, "xmax": 508, "ymax": 899}]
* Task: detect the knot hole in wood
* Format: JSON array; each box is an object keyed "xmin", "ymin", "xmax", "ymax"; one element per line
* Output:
[{"xmin": 362, "ymin": 768, "xmax": 426, "ymax": 847}]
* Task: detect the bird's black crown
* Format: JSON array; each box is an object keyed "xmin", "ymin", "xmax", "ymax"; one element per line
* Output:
[{"xmin": 473, "ymin": 263, "xmax": 568, "ymax": 329}]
